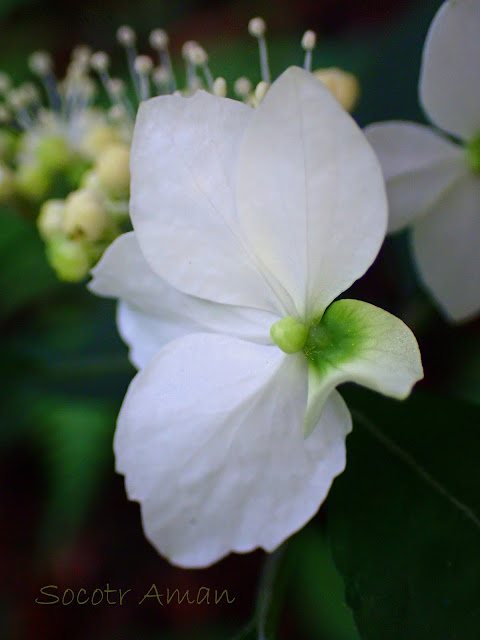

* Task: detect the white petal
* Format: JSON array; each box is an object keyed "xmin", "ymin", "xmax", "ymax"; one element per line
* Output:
[
  {"xmin": 420, "ymin": 0, "xmax": 480, "ymax": 139},
  {"xmin": 129, "ymin": 91, "xmax": 286, "ymax": 314},
  {"xmin": 412, "ymin": 174, "xmax": 480, "ymax": 322},
  {"xmin": 90, "ymin": 232, "xmax": 279, "ymax": 368},
  {"xmin": 115, "ymin": 333, "xmax": 350, "ymax": 568},
  {"xmin": 236, "ymin": 66, "xmax": 387, "ymax": 320},
  {"xmin": 366, "ymin": 122, "xmax": 465, "ymax": 232},
  {"xmin": 302, "ymin": 299, "xmax": 423, "ymax": 436}
]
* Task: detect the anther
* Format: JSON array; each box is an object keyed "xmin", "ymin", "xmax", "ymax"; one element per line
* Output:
[
  {"xmin": 28, "ymin": 51, "xmax": 53, "ymax": 76},
  {"xmin": 234, "ymin": 76, "xmax": 252, "ymax": 99},
  {"xmin": 213, "ymin": 77, "xmax": 227, "ymax": 97},
  {"xmin": 254, "ymin": 80, "xmax": 269, "ymax": 103},
  {"xmin": 90, "ymin": 51, "xmax": 110, "ymax": 73},
  {"xmin": 149, "ymin": 29, "xmax": 169, "ymax": 50},
  {"xmin": 117, "ymin": 25, "xmax": 137, "ymax": 47},
  {"xmin": 248, "ymin": 17, "xmax": 266, "ymax": 37}
]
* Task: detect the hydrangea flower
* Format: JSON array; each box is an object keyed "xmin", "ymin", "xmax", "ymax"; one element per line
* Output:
[
  {"xmin": 90, "ymin": 66, "xmax": 423, "ymax": 568},
  {"xmin": 366, "ymin": 0, "xmax": 480, "ymax": 322}
]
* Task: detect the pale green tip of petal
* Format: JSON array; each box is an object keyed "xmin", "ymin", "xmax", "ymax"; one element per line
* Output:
[
  {"xmin": 465, "ymin": 133, "xmax": 480, "ymax": 174},
  {"xmin": 301, "ymin": 299, "xmax": 423, "ymax": 438},
  {"xmin": 270, "ymin": 316, "xmax": 308, "ymax": 354}
]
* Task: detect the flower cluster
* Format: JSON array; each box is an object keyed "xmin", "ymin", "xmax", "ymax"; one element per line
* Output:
[{"xmin": 0, "ymin": 19, "xmax": 360, "ymax": 282}]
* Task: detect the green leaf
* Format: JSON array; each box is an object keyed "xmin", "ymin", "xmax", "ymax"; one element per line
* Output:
[
  {"xmin": 326, "ymin": 387, "xmax": 480, "ymax": 640},
  {"xmin": 33, "ymin": 396, "xmax": 116, "ymax": 552},
  {"xmin": 288, "ymin": 527, "xmax": 359, "ymax": 640},
  {"xmin": 0, "ymin": 207, "xmax": 60, "ymax": 319}
]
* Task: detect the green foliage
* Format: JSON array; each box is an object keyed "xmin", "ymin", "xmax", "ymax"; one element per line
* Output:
[
  {"xmin": 33, "ymin": 395, "xmax": 116, "ymax": 551},
  {"xmin": 326, "ymin": 387, "xmax": 480, "ymax": 640},
  {"xmin": 288, "ymin": 528, "xmax": 359, "ymax": 640},
  {"xmin": 0, "ymin": 207, "xmax": 61, "ymax": 319}
]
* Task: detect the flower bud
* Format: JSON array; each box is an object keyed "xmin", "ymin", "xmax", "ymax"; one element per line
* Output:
[
  {"xmin": 313, "ymin": 67, "xmax": 360, "ymax": 113},
  {"xmin": 95, "ymin": 144, "xmax": 130, "ymax": 199},
  {"xmin": 37, "ymin": 199, "xmax": 65, "ymax": 240},
  {"xmin": 81, "ymin": 125, "xmax": 121, "ymax": 158},
  {"xmin": 35, "ymin": 134, "xmax": 72, "ymax": 173},
  {"xmin": 63, "ymin": 188, "xmax": 109, "ymax": 242},
  {"xmin": 15, "ymin": 163, "xmax": 52, "ymax": 201},
  {"xmin": 46, "ymin": 237, "xmax": 90, "ymax": 282}
]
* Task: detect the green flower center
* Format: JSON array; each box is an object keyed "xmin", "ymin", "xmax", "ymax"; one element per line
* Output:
[{"xmin": 465, "ymin": 133, "xmax": 480, "ymax": 174}]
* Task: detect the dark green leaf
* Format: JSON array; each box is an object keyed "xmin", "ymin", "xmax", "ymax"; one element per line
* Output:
[
  {"xmin": 288, "ymin": 527, "xmax": 359, "ymax": 640},
  {"xmin": 33, "ymin": 396, "xmax": 116, "ymax": 552},
  {"xmin": 0, "ymin": 207, "xmax": 60, "ymax": 319},
  {"xmin": 327, "ymin": 387, "xmax": 480, "ymax": 640}
]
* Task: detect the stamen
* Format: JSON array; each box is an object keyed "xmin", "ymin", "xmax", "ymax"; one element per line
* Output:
[
  {"xmin": 134, "ymin": 55, "xmax": 153, "ymax": 101},
  {"xmin": 108, "ymin": 77, "xmax": 135, "ymax": 121},
  {"xmin": 28, "ymin": 50, "xmax": 61, "ymax": 112},
  {"xmin": 234, "ymin": 76, "xmax": 252, "ymax": 101},
  {"xmin": 301, "ymin": 30, "xmax": 317, "ymax": 72},
  {"xmin": 182, "ymin": 41, "xmax": 202, "ymax": 93},
  {"xmin": 7, "ymin": 89, "xmax": 33, "ymax": 129},
  {"xmin": 149, "ymin": 29, "xmax": 176, "ymax": 92},
  {"xmin": 116, "ymin": 25, "xmax": 142, "ymax": 102},
  {"xmin": 212, "ymin": 77, "xmax": 227, "ymax": 97},
  {"xmin": 152, "ymin": 66, "xmax": 171, "ymax": 95},
  {"xmin": 248, "ymin": 17, "xmax": 270, "ymax": 84},
  {"xmin": 116, "ymin": 25, "xmax": 136, "ymax": 48},
  {"xmin": 91, "ymin": 51, "xmax": 133, "ymax": 119},
  {"xmin": 72, "ymin": 46, "xmax": 92, "ymax": 67},
  {"xmin": 254, "ymin": 80, "xmax": 269, "ymax": 104},
  {"xmin": 189, "ymin": 44, "xmax": 214, "ymax": 91}
]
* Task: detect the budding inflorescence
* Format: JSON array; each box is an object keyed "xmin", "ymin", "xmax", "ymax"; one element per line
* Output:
[{"xmin": 0, "ymin": 17, "xmax": 360, "ymax": 283}]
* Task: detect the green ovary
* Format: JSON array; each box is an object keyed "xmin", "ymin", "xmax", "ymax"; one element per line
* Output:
[{"xmin": 270, "ymin": 316, "xmax": 309, "ymax": 354}]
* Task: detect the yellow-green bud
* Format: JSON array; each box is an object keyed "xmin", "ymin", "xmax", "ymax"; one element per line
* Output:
[
  {"xmin": 95, "ymin": 144, "xmax": 130, "ymax": 199},
  {"xmin": 36, "ymin": 134, "xmax": 72, "ymax": 173},
  {"xmin": 0, "ymin": 130, "xmax": 17, "ymax": 163},
  {"xmin": 313, "ymin": 68, "xmax": 360, "ymax": 113},
  {"xmin": 81, "ymin": 125, "xmax": 121, "ymax": 158},
  {"xmin": 15, "ymin": 163, "xmax": 52, "ymax": 201},
  {"xmin": 270, "ymin": 316, "xmax": 309, "ymax": 354},
  {"xmin": 46, "ymin": 237, "xmax": 90, "ymax": 282},
  {"xmin": 80, "ymin": 169, "xmax": 101, "ymax": 191},
  {"xmin": 37, "ymin": 199, "xmax": 65, "ymax": 240},
  {"xmin": 0, "ymin": 164, "xmax": 15, "ymax": 201},
  {"xmin": 63, "ymin": 188, "xmax": 109, "ymax": 242}
]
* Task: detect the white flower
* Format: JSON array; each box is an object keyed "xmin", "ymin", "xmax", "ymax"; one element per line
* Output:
[
  {"xmin": 366, "ymin": 0, "xmax": 480, "ymax": 322},
  {"xmin": 90, "ymin": 67, "xmax": 422, "ymax": 568}
]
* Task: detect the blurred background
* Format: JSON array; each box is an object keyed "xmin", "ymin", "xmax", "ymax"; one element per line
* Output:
[{"xmin": 2, "ymin": 0, "xmax": 477, "ymax": 638}]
